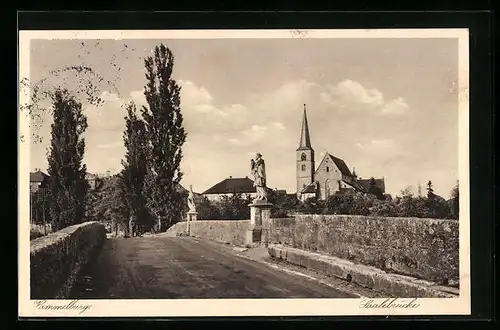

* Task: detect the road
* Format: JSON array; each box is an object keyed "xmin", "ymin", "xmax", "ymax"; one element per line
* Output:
[{"xmin": 69, "ymin": 236, "xmax": 356, "ymax": 299}]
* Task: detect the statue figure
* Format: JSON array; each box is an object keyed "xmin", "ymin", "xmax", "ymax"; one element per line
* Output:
[
  {"xmin": 187, "ymin": 185, "xmax": 197, "ymax": 212},
  {"xmin": 251, "ymin": 152, "xmax": 268, "ymax": 202}
]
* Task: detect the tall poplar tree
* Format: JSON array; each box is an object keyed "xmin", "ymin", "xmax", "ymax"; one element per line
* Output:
[
  {"xmin": 47, "ymin": 89, "xmax": 89, "ymax": 231},
  {"xmin": 141, "ymin": 44, "xmax": 187, "ymax": 232},
  {"xmin": 120, "ymin": 102, "xmax": 151, "ymax": 233}
]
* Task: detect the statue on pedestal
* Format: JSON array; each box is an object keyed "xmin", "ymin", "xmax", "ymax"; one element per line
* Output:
[
  {"xmin": 187, "ymin": 185, "xmax": 196, "ymax": 213},
  {"xmin": 251, "ymin": 152, "xmax": 268, "ymax": 202}
]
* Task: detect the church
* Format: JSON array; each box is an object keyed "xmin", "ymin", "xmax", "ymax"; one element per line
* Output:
[{"xmin": 296, "ymin": 105, "xmax": 385, "ymax": 201}]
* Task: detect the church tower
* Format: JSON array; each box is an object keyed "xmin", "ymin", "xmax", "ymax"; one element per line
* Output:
[{"xmin": 296, "ymin": 104, "xmax": 315, "ymax": 197}]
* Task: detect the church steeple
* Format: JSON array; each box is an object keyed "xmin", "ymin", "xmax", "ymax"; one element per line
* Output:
[
  {"xmin": 298, "ymin": 104, "xmax": 312, "ymax": 150},
  {"xmin": 296, "ymin": 104, "xmax": 315, "ymax": 197}
]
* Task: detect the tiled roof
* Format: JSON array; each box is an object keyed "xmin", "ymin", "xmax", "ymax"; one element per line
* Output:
[
  {"xmin": 202, "ymin": 177, "xmax": 256, "ymax": 194},
  {"xmin": 334, "ymin": 188, "xmax": 356, "ymax": 196},
  {"xmin": 30, "ymin": 171, "xmax": 49, "ymax": 183},
  {"xmin": 358, "ymin": 178, "xmax": 385, "ymax": 193},
  {"xmin": 327, "ymin": 154, "xmax": 354, "ymax": 177},
  {"xmin": 301, "ymin": 182, "xmax": 317, "ymax": 194}
]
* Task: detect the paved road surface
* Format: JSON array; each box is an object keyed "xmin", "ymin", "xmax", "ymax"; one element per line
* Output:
[{"xmin": 70, "ymin": 236, "xmax": 356, "ymax": 299}]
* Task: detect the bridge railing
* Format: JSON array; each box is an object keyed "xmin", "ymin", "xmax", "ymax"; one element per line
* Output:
[
  {"xmin": 30, "ymin": 221, "xmax": 107, "ymax": 299},
  {"xmin": 269, "ymin": 215, "xmax": 459, "ymax": 285}
]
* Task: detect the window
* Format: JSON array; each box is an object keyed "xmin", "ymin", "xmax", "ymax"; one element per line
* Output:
[
  {"xmin": 301, "ymin": 153, "xmax": 307, "ymax": 161},
  {"xmin": 326, "ymin": 167, "xmax": 330, "ymax": 172},
  {"xmin": 301, "ymin": 164, "xmax": 306, "ymax": 171}
]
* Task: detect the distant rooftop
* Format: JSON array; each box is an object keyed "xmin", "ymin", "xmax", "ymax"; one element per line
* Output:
[
  {"xmin": 30, "ymin": 170, "xmax": 50, "ymax": 183},
  {"xmin": 203, "ymin": 176, "xmax": 256, "ymax": 195},
  {"xmin": 357, "ymin": 178, "xmax": 386, "ymax": 193}
]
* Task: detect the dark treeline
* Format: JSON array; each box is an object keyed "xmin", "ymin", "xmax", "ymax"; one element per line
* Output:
[{"xmin": 192, "ymin": 180, "xmax": 460, "ymax": 221}]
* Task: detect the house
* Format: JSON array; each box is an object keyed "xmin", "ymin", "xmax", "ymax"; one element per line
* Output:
[
  {"xmin": 202, "ymin": 176, "xmax": 257, "ymax": 201},
  {"xmin": 296, "ymin": 104, "xmax": 385, "ymax": 201},
  {"xmin": 30, "ymin": 170, "xmax": 50, "ymax": 193}
]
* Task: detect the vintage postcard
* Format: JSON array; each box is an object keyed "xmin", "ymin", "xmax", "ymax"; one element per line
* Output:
[{"xmin": 18, "ymin": 29, "xmax": 470, "ymax": 317}]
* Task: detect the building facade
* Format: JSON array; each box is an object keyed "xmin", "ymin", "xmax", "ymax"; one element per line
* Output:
[
  {"xmin": 296, "ymin": 105, "xmax": 385, "ymax": 201},
  {"xmin": 202, "ymin": 176, "xmax": 257, "ymax": 201}
]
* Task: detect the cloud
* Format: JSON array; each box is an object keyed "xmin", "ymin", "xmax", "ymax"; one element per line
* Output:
[
  {"xmin": 380, "ymin": 97, "xmax": 410, "ymax": 116},
  {"xmin": 31, "ymin": 78, "xmax": 416, "ymax": 195},
  {"xmin": 326, "ymin": 79, "xmax": 384, "ymax": 107},
  {"xmin": 370, "ymin": 139, "xmax": 396, "ymax": 149},
  {"xmin": 251, "ymin": 125, "xmax": 267, "ymax": 132},
  {"xmin": 272, "ymin": 122, "xmax": 286, "ymax": 130},
  {"xmin": 228, "ymin": 138, "xmax": 244, "ymax": 145},
  {"xmin": 320, "ymin": 79, "xmax": 409, "ymax": 117},
  {"xmin": 179, "ymin": 80, "xmax": 213, "ymax": 106}
]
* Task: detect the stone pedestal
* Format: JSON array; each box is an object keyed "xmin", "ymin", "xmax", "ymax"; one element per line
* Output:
[
  {"xmin": 186, "ymin": 211, "xmax": 198, "ymax": 234},
  {"xmin": 246, "ymin": 201, "xmax": 273, "ymax": 247}
]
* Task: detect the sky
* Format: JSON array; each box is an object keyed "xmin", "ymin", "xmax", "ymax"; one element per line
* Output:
[{"xmin": 26, "ymin": 37, "xmax": 459, "ymax": 198}]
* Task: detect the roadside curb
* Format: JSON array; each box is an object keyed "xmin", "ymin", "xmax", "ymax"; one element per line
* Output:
[{"xmin": 268, "ymin": 244, "xmax": 459, "ymax": 298}]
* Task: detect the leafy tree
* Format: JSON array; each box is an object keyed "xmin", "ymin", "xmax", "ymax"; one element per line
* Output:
[
  {"xmin": 324, "ymin": 194, "xmax": 370, "ymax": 216},
  {"xmin": 426, "ymin": 180, "xmax": 435, "ymax": 199},
  {"xmin": 105, "ymin": 182, "xmax": 129, "ymax": 236},
  {"xmin": 215, "ymin": 193, "xmax": 250, "ymax": 220},
  {"xmin": 120, "ymin": 103, "xmax": 152, "ymax": 233},
  {"xmin": 140, "ymin": 44, "xmax": 187, "ymax": 232},
  {"xmin": 195, "ymin": 195, "xmax": 221, "ymax": 220},
  {"xmin": 400, "ymin": 185, "xmax": 414, "ymax": 197},
  {"xmin": 269, "ymin": 191, "xmax": 300, "ymax": 218},
  {"xmin": 47, "ymin": 89, "xmax": 89, "ymax": 231},
  {"xmin": 86, "ymin": 175, "xmax": 131, "ymax": 235},
  {"xmin": 396, "ymin": 187, "xmax": 418, "ymax": 217},
  {"xmin": 449, "ymin": 181, "xmax": 459, "ymax": 220},
  {"xmin": 370, "ymin": 200, "xmax": 399, "ymax": 217},
  {"xmin": 426, "ymin": 194, "xmax": 451, "ymax": 219},
  {"xmin": 298, "ymin": 196, "xmax": 326, "ymax": 214}
]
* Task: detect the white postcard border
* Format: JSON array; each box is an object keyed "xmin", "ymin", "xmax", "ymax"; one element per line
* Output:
[{"xmin": 18, "ymin": 28, "xmax": 470, "ymax": 317}]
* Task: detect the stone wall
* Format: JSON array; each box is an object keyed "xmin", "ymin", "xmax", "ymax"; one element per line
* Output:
[
  {"xmin": 269, "ymin": 215, "xmax": 459, "ymax": 284},
  {"xmin": 30, "ymin": 221, "xmax": 107, "ymax": 299},
  {"xmin": 166, "ymin": 220, "xmax": 250, "ymax": 246}
]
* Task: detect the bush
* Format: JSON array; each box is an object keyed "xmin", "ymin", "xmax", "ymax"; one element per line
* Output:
[
  {"xmin": 369, "ymin": 200, "xmax": 399, "ymax": 217},
  {"xmin": 196, "ymin": 193, "xmax": 251, "ymax": 220},
  {"xmin": 297, "ymin": 197, "xmax": 326, "ymax": 214},
  {"xmin": 324, "ymin": 194, "xmax": 370, "ymax": 215},
  {"xmin": 269, "ymin": 191, "xmax": 300, "ymax": 217},
  {"xmin": 190, "ymin": 189, "xmax": 456, "ymax": 220}
]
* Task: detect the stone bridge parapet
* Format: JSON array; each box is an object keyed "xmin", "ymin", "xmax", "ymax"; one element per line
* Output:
[
  {"xmin": 269, "ymin": 215, "xmax": 459, "ymax": 284},
  {"xmin": 30, "ymin": 221, "xmax": 107, "ymax": 299}
]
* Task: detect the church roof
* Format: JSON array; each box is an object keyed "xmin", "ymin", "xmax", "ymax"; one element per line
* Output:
[
  {"xmin": 357, "ymin": 178, "xmax": 386, "ymax": 193},
  {"xmin": 202, "ymin": 177, "xmax": 256, "ymax": 194},
  {"xmin": 297, "ymin": 104, "xmax": 312, "ymax": 151},
  {"xmin": 327, "ymin": 154, "xmax": 354, "ymax": 177},
  {"xmin": 301, "ymin": 182, "xmax": 317, "ymax": 194}
]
